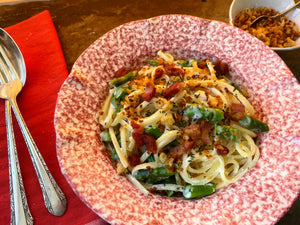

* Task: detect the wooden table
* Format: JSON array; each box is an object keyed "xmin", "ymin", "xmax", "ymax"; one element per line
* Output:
[{"xmin": 0, "ymin": 0, "xmax": 299, "ymax": 224}]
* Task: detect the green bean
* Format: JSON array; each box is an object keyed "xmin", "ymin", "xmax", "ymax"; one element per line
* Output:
[
  {"xmin": 176, "ymin": 60, "xmax": 194, "ymax": 67},
  {"xmin": 134, "ymin": 169, "xmax": 151, "ymax": 180},
  {"xmin": 110, "ymin": 149, "xmax": 119, "ymax": 160},
  {"xmin": 167, "ymin": 190, "xmax": 174, "ymax": 197},
  {"xmin": 148, "ymin": 153, "xmax": 155, "ymax": 162},
  {"xmin": 100, "ymin": 130, "xmax": 111, "ymax": 142},
  {"xmin": 159, "ymin": 175, "xmax": 176, "ymax": 184},
  {"xmin": 111, "ymin": 87, "xmax": 127, "ymax": 111},
  {"xmin": 152, "ymin": 167, "xmax": 175, "ymax": 177},
  {"xmin": 184, "ymin": 104, "xmax": 224, "ymax": 123},
  {"xmin": 182, "ymin": 183, "xmax": 216, "ymax": 199},
  {"xmin": 144, "ymin": 126, "xmax": 163, "ymax": 139},
  {"xmin": 165, "ymin": 139, "xmax": 181, "ymax": 150},
  {"xmin": 146, "ymin": 59, "xmax": 159, "ymax": 66},
  {"xmin": 146, "ymin": 175, "xmax": 166, "ymax": 184},
  {"xmin": 215, "ymin": 125, "xmax": 241, "ymax": 142},
  {"xmin": 238, "ymin": 115, "xmax": 269, "ymax": 133},
  {"xmin": 109, "ymin": 71, "xmax": 136, "ymax": 87},
  {"xmin": 146, "ymin": 174, "xmax": 176, "ymax": 184},
  {"xmin": 134, "ymin": 167, "xmax": 175, "ymax": 184},
  {"xmin": 110, "ymin": 96, "xmax": 119, "ymax": 109},
  {"xmin": 114, "ymin": 87, "xmax": 127, "ymax": 100}
]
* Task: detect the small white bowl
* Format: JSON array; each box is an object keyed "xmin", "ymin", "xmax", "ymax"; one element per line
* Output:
[{"xmin": 229, "ymin": 0, "xmax": 300, "ymax": 51}]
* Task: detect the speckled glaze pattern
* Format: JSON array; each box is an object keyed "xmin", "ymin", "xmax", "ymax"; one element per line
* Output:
[{"xmin": 54, "ymin": 15, "xmax": 300, "ymax": 225}]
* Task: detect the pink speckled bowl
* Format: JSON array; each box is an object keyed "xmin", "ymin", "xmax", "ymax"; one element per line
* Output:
[{"xmin": 54, "ymin": 15, "xmax": 300, "ymax": 225}]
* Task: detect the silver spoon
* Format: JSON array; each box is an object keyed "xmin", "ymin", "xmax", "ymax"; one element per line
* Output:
[
  {"xmin": 0, "ymin": 28, "xmax": 67, "ymax": 217},
  {"xmin": 250, "ymin": 1, "xmax": 300, "ymax": 27}
]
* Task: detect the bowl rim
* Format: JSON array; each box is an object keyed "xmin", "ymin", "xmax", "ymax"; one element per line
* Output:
[{"xmin": 55, "ymin": 14, "xmax": 300, "ymax": 225}]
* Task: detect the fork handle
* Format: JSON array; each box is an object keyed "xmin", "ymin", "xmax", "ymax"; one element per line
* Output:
[
  {"xmin": 9, "ymin": 98, "xmax": 67, "ymax": 216},
  {"xmin": 5, "ymin": 100, "xmax": 33, "ymax": 225}
]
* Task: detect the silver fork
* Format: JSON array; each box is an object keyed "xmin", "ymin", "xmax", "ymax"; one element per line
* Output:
[
  {"xmin": 0, "ymin": 29, "xmax": 67, "ymax": 217},
  {"xmin": 5, "ymin": 100, "xmax": 33, "ymax": 225}
]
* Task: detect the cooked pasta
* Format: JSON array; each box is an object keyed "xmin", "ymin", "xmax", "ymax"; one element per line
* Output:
[{"xmin": 98, "ymin": 51, "xmax": 269, "ymax": 198}]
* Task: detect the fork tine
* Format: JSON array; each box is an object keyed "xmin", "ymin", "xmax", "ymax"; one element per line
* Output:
[
  {"xmin": 0, "ymin": 58, "xmax": 8, "ymax": 84},
  {"xmin": 0, "ymin": 45, "xmax": 19, "ymax": 82}
]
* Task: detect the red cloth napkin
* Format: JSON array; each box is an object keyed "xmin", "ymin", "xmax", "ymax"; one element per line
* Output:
[{"xmin": 0, "ymin": 10, "xmax": 109, "ymax": 225}]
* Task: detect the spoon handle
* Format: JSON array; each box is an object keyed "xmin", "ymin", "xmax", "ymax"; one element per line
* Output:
[
  {"xmin": 5, "ymin": 100, "xmax": 33, "ymax": 225},
  {"xmin": 275, "ymin": 1, "xmax": 300, "ymax": 19},
  {"xmin": 9, "ymin": 98, "xmax": 67, "ymax": 216}
]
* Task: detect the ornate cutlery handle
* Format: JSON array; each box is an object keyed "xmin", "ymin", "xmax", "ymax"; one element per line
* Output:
[
  {"xmin": 9, "ymin": 98, "xmax": 67, "ymax": 216},
  {"xmin": 5, "ymin": 100, "xmax": 33, "ymax": 225}
]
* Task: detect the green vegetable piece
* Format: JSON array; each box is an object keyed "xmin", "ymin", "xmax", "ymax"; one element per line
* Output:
[
  {"xmin": 177, "ymin": 60, "xmax": 193, "ymax": 67},
  {"xmin": 147, "ymin": 175, "xmax": 177, "ymax": 185},
  {"xmin": 110, "ymin": 96, "xmax": 118, "ymax": 109},
  {"xmin": 134, "ymin": 167, "xmax": 175, "ymax": 183},
  {"xmin": 111, "ymin": 87, "xmax": 127, "ymax": 111},
  {"xmin": 165, "ymin": 139, "xmax": 181, "ymax": 150},
  {"xmin": 111, "ymin": 103, "xmax": 124, "ymax": 120},
  {"xmin": 144, "ymin": 126, "xmax": 163, "ymax": 139},
  {"xmin": 238, "ymin": 116, "xmax": 269, "ymax": 133},
  {"xmin": 152, "ymin": 167, "xmax": 175, "ymax": 177},
  {"xmin": 182, "ymin": 183, "xmax": 216, "ymax": 199},
  {"xmin": 111, "ymin": 149, "xmax": 119, "ymax": 160},
  {"xmin": 134, "ymin": 169, "xmax": 151, "ymax": 180},
  {"xmin": 146, "ymin": 175, "xmax": 165, "ymax": 184},
  {"xmin": 215, "ymin": 125, "xmax": 241, "ymax": 142},
  {"xmin": 148, "ymin": 153, "xmax": 155, "ymax": 162},
  {"xmin": 184, "ymin": 104, "xmax": 224, "ymax": 123},
  {"xmin": 159, "ymin": 175, "xmax": 176, "ymax": 184},
  {"xmin": 114, "ymin": 87, "xmax": 127, "ymax": 100},
  {"xmin": 109, "ymin": 71, "xmax": 136, "ymax": 87},
  {"xmin": 100, "ymin": 131, "xmax": 111, "ymax": 142},
  {"xmin": 146, "ymin": 59, "xmax": 159, "ymax": 66},
  {"xmin": 167, "ymin": 190, "xmax": 174, "ymax": 197}
]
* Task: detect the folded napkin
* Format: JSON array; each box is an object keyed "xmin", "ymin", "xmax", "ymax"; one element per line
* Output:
[{"xmin": 0, "ymin": 10, "xmax": 108, "ymax": 225}]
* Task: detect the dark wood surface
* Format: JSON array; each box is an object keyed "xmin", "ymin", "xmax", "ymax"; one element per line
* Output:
[{"xmin": 0, "ymin": 0, "xmax": 299, "ymax": 224}]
